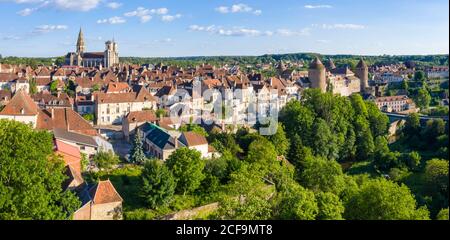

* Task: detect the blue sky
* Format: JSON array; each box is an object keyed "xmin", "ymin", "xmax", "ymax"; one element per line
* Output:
[{"xmin": 0, "ymin": 0, "xmax": 448, "ymax": 57}]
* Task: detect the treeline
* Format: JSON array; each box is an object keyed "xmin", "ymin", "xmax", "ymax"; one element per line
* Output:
[{"xmin": 1, "ymin": 54, "xmax": 447, "ymax": 69}]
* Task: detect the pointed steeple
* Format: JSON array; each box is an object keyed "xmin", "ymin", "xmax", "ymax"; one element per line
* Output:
[
  {"xmin": 356, "ymin": 58, "xmax": 368, "ymax": 69},
  {"xmin": 76, "ymin": 28, "xmax": 85, "ymax": 53},
  {"xmin": 309, "ymin": 56, "xmax": 324, "ymax": 70},
  {"xmin": 325, "ymin": 58, "xmax": 336, "ymax": 70}
]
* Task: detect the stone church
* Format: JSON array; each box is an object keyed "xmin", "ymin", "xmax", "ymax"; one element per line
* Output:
[{"xmin": 65, "ymin": 28, "xmax": 119, "ymax": 68}]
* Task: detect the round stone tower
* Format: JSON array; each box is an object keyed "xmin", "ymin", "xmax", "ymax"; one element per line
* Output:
[
  {"xmin": 355, "ymin": 58, "xmax": 369, "ymax": 93},
  {"xmin": 309, "ymin": 57, "xmax": 327, "ymax": 93}
]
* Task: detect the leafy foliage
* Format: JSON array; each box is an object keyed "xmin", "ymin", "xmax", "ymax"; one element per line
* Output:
[
  {"xmin": 166, "ymin": 148, "xmax": 205, "ymax": 195},
  {"xmin": 0, "ymin": 120, "xmax": 80, "ymax": 220},
  {"xmin": 140, "ymin": 160, "xmax": 176, "ymax": 209}
]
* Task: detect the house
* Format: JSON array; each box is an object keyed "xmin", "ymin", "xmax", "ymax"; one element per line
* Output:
[
  {"xmin": 54, "ymin": 139, "xmax": 82, "ymax": 174},
  {"xmin": 374, "ymin": 95, "xmax": 416, "ymax": 113},
  {"xmin": 122, "ymin": 110, "xmax": 158, "ymax": 141},
  {"xmin": 0, "ymin": 90, "xmax": 12, "ymax": 107},
  {"xmin": 179, "ymin": 131, "xmax": 218, "ymax": 158},
  {"xmin": 36, "ymin": 107, "xmax": 98, "ymax": 136},
  {"xmin": 0, "ymin": 90, "xmax": 39, "ymax": 127},
  {"xmin": 32, "ymin": 92, "xmax": 73, "ymax": 109},
  {"xmin": 95, "ymin": 85, "xmax": 157, "ymax": 125},
  {"xmin": 53, "ymin": 128, "xmax": 113, "ymax": 157},
  {"xmin": 142, "ymin": 123, "xmax": 184, "ymax": 161},
  {"xmin": 73, "ymin": 180, "xmax": 123, "ymax": 220}
]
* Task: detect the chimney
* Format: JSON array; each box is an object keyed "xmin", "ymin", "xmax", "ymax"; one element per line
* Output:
[
  {"xmin": 174, "ymin": 136, "xmax": 178, "ymax": 148},
  {"xmin": 51, "ymin": 108, "xmax": 55, "ymax": 119}
]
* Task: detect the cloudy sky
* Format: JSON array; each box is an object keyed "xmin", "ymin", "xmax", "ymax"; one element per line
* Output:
[{"xmin": 0, "ymin": 0, "xmax": 448, "ymax": 57}]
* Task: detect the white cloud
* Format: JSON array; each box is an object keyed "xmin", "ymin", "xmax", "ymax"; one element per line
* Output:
[
  {"xmin": 317, "ymin": 23, "xmax": 366, "ymax": 30},
  {"xmin": 12, "ymin": 0, "xmax": 100, "ymax": 15},
  {"xmin": 215, "ymin": 6, "xmax": 229, "ymax": 13},
  {"xmin": 32, "ymin": 24, "xmax": 68, "ymax": 34},
  {"xmin": 54, "ymin": 0, "xmax": 101, "ymax": 11},
  {"xmin": 97, "ymin": 16, "xmax": 126, "ymax": 24},
  {"xmin": 1, "ymin": 35, "xmax": 22, "ymax": 40},
  {"xmin": 215, "ymin": 3, "xmax": 262, "ymax": 15},
  {"xmin": 161, "ymin": 14, "xmax": 181, "ymax": 22},
  {"xmin": 276, "ymin": 28, "xmax": 310, "ymax": 36},
  {"xmin": 190, "ymin": 25, "xmax": 276, "ymax": 37},
  {"xmin": 140, "ymin": 15, "xmax": 152, "ymax": 23},
  {"xmin": 125, "ymin": 7, "xmax": 174, "ymax": 23},
  {"xmin": 106, "ymin": 2, "xmax": 122, "ymax": 9},
  {"xmin": 316, "ymin": 39, "xmax": 330, "ymax": 43},
  {"xmin": 304, "ymin": 5, "xmax": 333, "ymax": 9},
  {"xmin": 151, "ymin": 7, "xmax": 168, "ymax": 15},
  {"xmin": 17, "ymin": 7, "xmax": 35, "ymax": 16}
]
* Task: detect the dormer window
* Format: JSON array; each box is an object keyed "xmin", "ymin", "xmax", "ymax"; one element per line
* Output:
[{"xmin": 20, "ymin": 108, "xmax": 25, "ymax": 114}]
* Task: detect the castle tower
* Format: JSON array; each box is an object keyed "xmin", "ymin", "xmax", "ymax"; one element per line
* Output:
[
  {"xmin": 104, "ymin": 39, "xmax": 119, "ymax": 68},
  {"xmin": 309, "ymin": 57, "xmax": 327, "ymax": 93},
  {"xmin": 76, "ymin": 28, "xmax": 85, "ymax": 53},
  {"xmin": 325, "ymin": 58, "xmax": 336, "ymax": 71},
  {"xmin": 355, "ymin": 58, "xmax": 369, "ymax": 93}
]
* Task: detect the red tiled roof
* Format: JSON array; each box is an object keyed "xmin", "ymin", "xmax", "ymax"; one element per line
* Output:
[
  {"xmin": 89, "ymin": 180, "xmax": 123, "ymax": 204},
  {"xmin": 181, "ymin": 131, "xmax": 208, "ymax": 146},
  {"xmin": 0, "ymin": 90, "xmax": 39, "ymax": 116},
  {"xmin": 36, "ymin": 108, "xmax": 97, "ymax": 136},
  {"xmin": 126, "ymin": 110, "xmax": 157, "ymax": 123}
]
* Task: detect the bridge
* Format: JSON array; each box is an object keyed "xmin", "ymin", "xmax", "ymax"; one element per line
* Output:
[{"xmin": 383, "ymin": 111, "xmax": 449, "ymax": 124}]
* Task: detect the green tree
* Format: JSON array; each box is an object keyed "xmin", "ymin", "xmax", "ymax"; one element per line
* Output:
[
  {"xmin": 92, "ymin": 84, "xmax": 100, "ymax": 92},
  {"xmin": 436, "ymin": 208, "xmax": 449, "ymax": 220},
  {"xmin": 311, "ymin": 118, "xmax": 337, "ymax": 159},
  {"xmin": 275, "ymin": 181, "xmax": 318, "ymax": 220},
  {"xmin": 29, "ymin": 78, "xmax": 37, "ymax": 95},
  {"xmin": 80, "ymin": 153, "xmax": 89, "ymax": 172},
  {"xmin": 415, "ymin": 88, "xmax": 431, "ymax": 110},
  {"xmin": 344, "ymin": 178, "xmax": 430, "ymax": 220},
  {"xmin": 267, "ymin": 123, "xmax": 290, "ymax": 156},
  {"xmin": 92, "ymin": 150, "xmax": 119, "ymax": 170},
  {"xmin": 424, "ymin": 159, "xmax": 448, "ymax": 198},
  {"xmin": 0, "ymin": 120, "xmax": 80, "ymax": 220},
  {"xmin": 373, "ymin": 136, "xmax": 401, "ymax": 171},
  {"xmin": 316, "ymin": 192, "xmax": 345, "ymax": 220},
  {"xmin": 366, "ymin": 102, "xmax": 389, "ymax": 137},
  {"xmin": 299, "ymin": 157, "xmax": 346, "ymax": 195},
  {"xmin": 166, "ymin": 148, "xmax": 205, "ymax": 195},
  {"xmin": 404, "ymin": 113, "xmax": 421, "ymax": 138},
  {"xmin": 354, "ymin": 115, "xmax": 375, "ymax": 161},
  {"xmin": 130, "ymin": 133, "xmax": 146, "ymax": 164},
  {"xmin": 50, "ymin": 80, "xmax": 59, "ymax": 94},
  {"xmin": 246, "ymin": 138, "xmax": 279, "ymax": 180},
  {"xmin": 140, "ymin": 160, "xmax": 176, "ymax": 209},
  {"xmin": 286, "ymin": 134, "xmax": 314, "ymax": 171},
  {"xmin": 179, "ymin": 124, "xmax": 208, "ymax": 137},
  {"xmin": 414, "ymin": 70, "xmax": 426, "ymax": 82},
  {"xmin": 82, "ymin": 114, "xmax": 94, "ymax": 122},
  {"xmin": 406, "ymin": 151, "xmax": 421, "ymax": 171}
]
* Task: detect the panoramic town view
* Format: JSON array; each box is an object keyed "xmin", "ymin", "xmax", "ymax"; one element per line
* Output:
[{"xmin": 0, "ymin": 0, "xmax": 448, "ymax": 222}]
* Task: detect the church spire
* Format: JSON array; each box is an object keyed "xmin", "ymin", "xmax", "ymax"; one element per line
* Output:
[{"xmin": 76, "ymin": 28, "xmax": 85, "ymax": 53}]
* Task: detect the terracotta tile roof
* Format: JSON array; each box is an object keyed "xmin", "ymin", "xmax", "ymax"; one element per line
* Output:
[
  {"xmin": 375, "ymin": 95, "xmax": 409, "ymax": 103},
  {"xmin": 36, "ymin": 108, "xmax": 97, "ymax": 136},
  {"xmin": 32, "ymin": 92, "xmax": 73, "ymax": 108},
  {"xmin": 95, "ymin": 86, "xmax": 156, "ymax": 104},
  {"xmin": 0, "ymin": 90, "xmax": 39, "ymax": 116},
  {"xmin": 62, "ymin": 165, "xmax": 85, "ymax": 190},
  {"xmin": 125, "ymin": 110, "xmax": 157, "ymax": 123},
  {"xmin": 0, "ymin": 73, "xmax": 18, "ymax": 82},
  {"xmin": 105, "ymin": 82, "xmax": 131, "ymax": 93},
  {"xmin": 180, "ymin": 131, "xmax": 208, "ymax": 147},
  {"xmin": 89, "ymin": 180, "xmax": 123, "ymax": 204}
]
